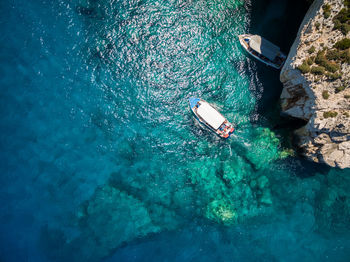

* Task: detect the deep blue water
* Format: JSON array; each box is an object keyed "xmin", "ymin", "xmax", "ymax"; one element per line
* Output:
[{"xmin": 1, "ymin": 0, "xmax": 350, "ymax": 261}]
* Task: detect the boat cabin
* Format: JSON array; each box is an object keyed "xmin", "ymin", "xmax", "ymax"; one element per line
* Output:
[
  {"xmin": 239, "ymin": 34, "xmax": 286, "ymax": 69},
  {"xmin": 190, "ymin": 98, "xmax": 235, "ymax": 138}
]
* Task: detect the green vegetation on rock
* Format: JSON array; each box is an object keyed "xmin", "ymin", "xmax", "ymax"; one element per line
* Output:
[
  {"xmin": 326, "ymin": 72, "xmax": 342, "ymax": 80},
  {"xmin": 344, "ymin": 49, "xmax": 350, "ymax": 63},
  {"xmin": 333, "ymin": 1, "xmax": 350, "ymax": 35},
  {"xmin": 335, "ymin": 38, "xmax": 350, "ymax": 50},
  {"xmin": 336, "ymin": 85, "xmax": 346, "ymax": 93},
  {"xmin": 325, "ymin": 62, "xmax": 340, "ymax": 73},
  {"xmin": 297, "ymin": 46, "xmax": 346, "ymax": 76},
  {"xmin": 297, "ymin": 61, "xmax": 310, "ymax": 73},
  {"xmin": 322, "ymin": 90, "xmax": 330, "ymax": 99},
  {"xmin": 315, "ymin": 50, "xmax": 340, "ymax": 72},
  {"xmin": 322, "ymin": 4, "xmax": 331, "ymax": 19},
  {"xmin": 306, "ymin": 57, "xmax": 314, "ymax": 65},
  {"xmin": 326, "ymin": 48, "xmax": 350, "ymax": 64},
  {"xmin": 315, "ymin": 22, "xmax": 321, "ymax": 30},
  {"xmin": 323, "ymin": 111, "xmax": 338, "ymax": 118},
  {"xmin": 326, "ymin": 49, "xmax": 342, "ymax": 60},
  {"xmin": 311, "ymin": 66, "xmax": 325, "ymax": 75},
  {"xmin": 315, "ymin": 50, "xmax": 327, "ymax": 64},
  {"xmin": 308, "ymin": 46, "xmax": 316, "ymax": 54},
  {"xmin": 341, "ymin": 24, "xmax": 350, "ymax": 34}
]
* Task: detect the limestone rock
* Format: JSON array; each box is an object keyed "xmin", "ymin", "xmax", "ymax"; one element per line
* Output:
[{"xmin": 280, "ymin": 0, "xmax": 350, "ymax": 169}]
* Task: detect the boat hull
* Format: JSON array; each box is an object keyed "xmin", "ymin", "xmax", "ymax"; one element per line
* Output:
[
  {"xmin": 238, "ymin": 34, "xmax": 286, "ymax": 69},
  {"xmin": 189, "ymin": 98, "xmax": 234, "ymax": 139}
]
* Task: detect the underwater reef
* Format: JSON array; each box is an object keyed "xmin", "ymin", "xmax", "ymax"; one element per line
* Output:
[
  {"xmin": 41, "ymin": 183, "xmax": 181, "ymax": 261},
  {"xmin": 2, "ymin": 0, "xmax": 350, "ymax": 261},
  {"xmin": 35, "ymin": 0, "xmax": 310, "ymax": 260},
  {"xmin": 40, "ymin": 123, "xmax": 293, "ymax": 261}
]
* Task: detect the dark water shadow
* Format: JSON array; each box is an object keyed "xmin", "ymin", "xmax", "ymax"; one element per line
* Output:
[
  {"xmin": 248, "ymin": 0, "xmax": 311, "ymax": 120},
  {"xmin": 243, "ymin": 0, "xmax": 328, "ymax": 177}
]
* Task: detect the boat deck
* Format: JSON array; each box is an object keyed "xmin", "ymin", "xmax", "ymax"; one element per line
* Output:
[{"xmin": 239, "ymin": 34, "xmax": 286, "ymax": 69}]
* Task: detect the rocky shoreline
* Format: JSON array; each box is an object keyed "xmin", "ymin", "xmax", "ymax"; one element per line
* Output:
[{"xmin": 280, "ymin": 0, "xmax": 350, "ymax": 168}]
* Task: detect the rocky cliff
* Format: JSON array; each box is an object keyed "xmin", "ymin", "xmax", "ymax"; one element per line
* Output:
[{"xmin": 280, "ymin": 0, "xmax": 350, "ymax": 168}]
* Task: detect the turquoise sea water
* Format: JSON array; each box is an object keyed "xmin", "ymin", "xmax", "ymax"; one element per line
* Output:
[{"xmin": 1, "ymin": 0, "xmax": 350, "ymax": 261}]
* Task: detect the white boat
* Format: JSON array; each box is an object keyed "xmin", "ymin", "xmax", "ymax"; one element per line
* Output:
[
  {"xmin": 238, "ymin": 34, "xmax": 286, "ymax": 69},
  {"xmin": 189, "ymin": 97, "xmax": 235, "ymax": 139}
]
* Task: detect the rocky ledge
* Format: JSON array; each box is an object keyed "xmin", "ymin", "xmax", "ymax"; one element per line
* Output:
[{"xmin": 280, "ymin": 0, "xmax": 350, "ymax": 168}]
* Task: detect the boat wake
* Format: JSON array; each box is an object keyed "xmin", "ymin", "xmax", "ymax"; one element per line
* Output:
[{"xmin": 229, "ymin": 132, "xmax": 252, "ymax": 147}]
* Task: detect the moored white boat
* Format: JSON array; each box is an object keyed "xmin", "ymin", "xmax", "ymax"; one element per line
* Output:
[
  {"xmin": 238, "ymin": 34, "xmax": 286, "ymax": 69},
  {"xmin": 189, "ymin": 97, "xmax": 235, "ymax": 139}
]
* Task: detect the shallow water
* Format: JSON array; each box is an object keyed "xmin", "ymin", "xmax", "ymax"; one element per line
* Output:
[{"xmin": 1, "ymin": 0, "xmax": 350, "ymax": 261}]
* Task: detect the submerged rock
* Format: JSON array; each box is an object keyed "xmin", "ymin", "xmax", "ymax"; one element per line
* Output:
[
  {"xmin": 40, "ymin": 183, "xmax": 181, "ymax": 262},
  {"xmin": 206, "ymin": 199, "xmax": 237, "ymax": 225},
  {"xmin": 279, "ymin": 148, "xmax": 295, "ymax": 159},
  {"xmin": 314, "ymin": 170, "xmax": 350, "ymax": 234},
  {"xmin": 188, "ymin": 157, "xmax": 273, "ymax": 225},
  {"xmin": 245, "ymin": 128, "xmax": 285, "ymax": 169},
  {"xmin": 280, "ymin": 0, "xmax": 350, "ymax": 168}
]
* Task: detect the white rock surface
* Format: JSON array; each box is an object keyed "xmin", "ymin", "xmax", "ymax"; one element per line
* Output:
[{"xmin": 280, "ymin": 0, "xmax": 350, "ymax": 168}]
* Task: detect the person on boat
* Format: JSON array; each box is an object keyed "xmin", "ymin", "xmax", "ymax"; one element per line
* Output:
[{"xmin": 194, "ymin": 102, "xmax": 200, "ymax": 112}]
